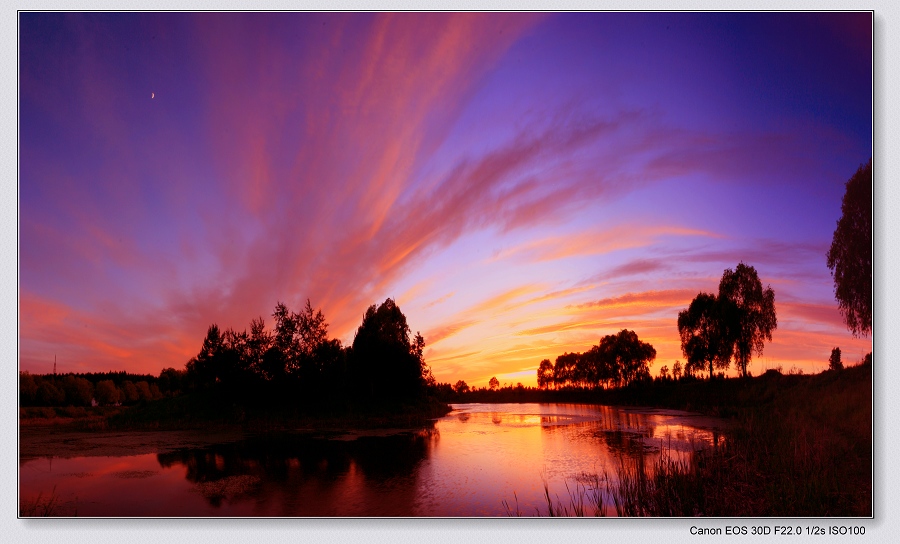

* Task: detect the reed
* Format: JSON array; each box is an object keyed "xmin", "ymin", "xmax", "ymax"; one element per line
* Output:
[
  {"xmin": 20, "ymin": 486, "xmax": 65, "ymax": 517},
  {"xmin": 504, "ymin": 362, "xmax": 871, "ymax": 517}
]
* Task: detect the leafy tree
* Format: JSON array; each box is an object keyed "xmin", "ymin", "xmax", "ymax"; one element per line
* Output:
[
  {"xmin": 553, "ymin": 353, "xmax": 580, "ymax": 387},
  {"xmin": 672, "ymin": 360, "xmax": 683, "ymax": 381},
  {"xmin": 719, "ymin": 263, "xmax": 777, "ymax": 377},
  {"xmin": 135, "ymin": 381, "xmax": 154, "ymax": 401},
  {"xmin": 488, "ymin": 376, "xmax": 500, "ymax": 391},
  {"xmin": 62, "ymin": 376, "xmax": 94, "ymax": 406},
  {"xmin": 149, "ymin": 383, "xmax": 163, "ymax": 400},
  {"xmin": 36, "ymin": 379, "xmax": 65, "ymax": 406},
  {"xmin": 186, "ymin": 324, "xmax": 224, "ymax": 388},
  {"xmin": 271, "ymin": 302, "xmax": 299, "ymax": 376},
  {"xmin": 827, "ymin": 159, "xmax": 872, "ymax": 337},
  {"xmin": 247, "ymin": 316, "xmax": 272, "ymax": 378},
  {"xmin": 601, "ymin": 329, "xmax": 656, "ymax": 386},
  {"xmin": 121, "ymin": 380, "xmax": 140, "ymax": 404},
  {"xmin": 658, "ymin": 365, "xmax": 669, "ymax": 380},
  {"xmin": 95, "ymin": 379, "xmax": 120, "ymax": 405},
  {"xmin": 158, "ymin": 367, "xmax": 184, "ymax": 395},
  {"xmin": 582, "ymin": 344, "xmax": 617, "ymax": 389},
  {"xmin": 537, "ymin": 359, "xmax": 554, "ymax": 389},
  {"xmin": 412, "ymin": 332, "xmax": 434, "ymax": 387},
  {"xmin": 453, "ymin": 380, "xmax": 470, "ymax": 394},
  {"xmin": 20, "ymin": 371, "xmax": 38, "ymax": 405},
  {"xmin": 218, "ymin": 328, "xmax": 251, "ymax": 389},
  {"xmin": 829, "ymin": 347, "xmax": 843, "ymax": 371},
  {"xmin": 678, "ymin": 292, "xmax": 733, "ymax": 380},
  {"xmin": 297, "ymin": 299, "xmax": 329, "ymax": 358},
  {"xmin": 349, "ymin": 298, "xmax": 432, "ymax": 403}
]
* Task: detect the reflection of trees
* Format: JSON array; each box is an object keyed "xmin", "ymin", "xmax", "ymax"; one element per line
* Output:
[
  {"xmin": 593, "ymin": 429, "xmax": 654, "ymax": 455},
  {"xmin": 157, "ymin": 427, "xmax": 438, "ymax": 511},
  {"xmin": 540, "ymin": 406, "xmax": 661, "ymax": 455}
]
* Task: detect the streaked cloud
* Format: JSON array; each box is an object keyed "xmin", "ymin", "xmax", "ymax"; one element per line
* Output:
[{"xmin": 19, "ymin": 13, "xmax": 872, "ymax": 387}]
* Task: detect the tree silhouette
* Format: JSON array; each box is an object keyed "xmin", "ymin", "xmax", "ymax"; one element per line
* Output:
[
  {"xmin": 678, "ymin": 292, "xmax": 733, "ymax": 380},
  {"xmin": 349, "ymin": 298, "xmax": 432, "ymax": 403},
  {"xmin": 453, "ymin": 380, "xmax": 469, "ymax": 394},
  {"xmin": 121, "ymin": 380, "xmax": 140, "ymax": 404},
  {"xmin": 488, "ymin": 376, "xmax": 499, "ymax": 391},
  {"xmin": 246, "ymin": 317, "xmax": 271, "ymax": 379},
  {"xmin": 272, "ymin": 302, "xmax": 299, "ymax": 376},
  {"xmin": 536, "ymin": 359, "xmax": 554, "ymax": 389},
  {"xmin": 219, "ymin": 328, "xmax": 252, "ymax": 389},
  {"xmin": 158, "ymin": 367, "xmax": 185, "ymax": 395},
  {"xmin": 829, "ymin": 347, "xmax": 843, "ymax": 371},
  {"xmin": 600, "ymin": 329, "xmax": 656, "ymax": 386},
  {"xmin": 827, "ymin": 159, "xmax": 872, "ymax": 337},
  {"xmin": 186, "ymin": 324, "xmax": 224, "ymax": 388},
  {"xmin": 37, "ymin": 379, "xmax": 65, "ymax": 405},
  {"xmin": 95, "ymin": 379, "xmax": 120, "ymax": 405},
  {"xmin": 19, "ymin": 372, "xmax": 38, "ymax": 405},
  {"xmin": 719, "ymin": 263, "xmax": 777, "ymax": 377},
  {"xmin": 62, "ymin": 376, "xmax": 94, "ymax": 406},
  {"xmin": 297, "ymin": 299, "xmax": 329, "ymax": 357},
  {"xmin": 582, "ymin": 344, "xmax": 618, "ymax": 389},
  {"xmin": 553, "ymin": 352, "xmax": 580, "ymax": 387}
]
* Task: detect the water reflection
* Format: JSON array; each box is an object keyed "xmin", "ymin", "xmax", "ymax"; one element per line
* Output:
[
  {"xmin": 156, "ymin": 428, "xmax": 439, "ymax": 513},
  {"xmin": 19, "ymin": 403, "xmax": 730, "ymax": 516}
]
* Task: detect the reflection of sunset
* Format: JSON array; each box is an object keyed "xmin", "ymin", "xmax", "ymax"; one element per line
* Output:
[{"xmin": 20, "ymin": 13, "xmax": 871, "ymax": 386}]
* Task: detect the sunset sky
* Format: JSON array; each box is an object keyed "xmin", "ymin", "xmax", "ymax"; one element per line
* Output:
[{"xmin": 19, "ymin": 12, "xmax": 873, "ymax": 387}]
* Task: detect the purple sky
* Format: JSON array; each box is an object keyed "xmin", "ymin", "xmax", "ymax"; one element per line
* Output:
[{"xmin": 19, "ymin": 12, "xmax": 872, "ymax": 386}]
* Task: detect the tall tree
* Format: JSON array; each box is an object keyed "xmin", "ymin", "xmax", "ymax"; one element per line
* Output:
[
  {"xmin": 349, "ymin": 298, "xmax": 431, "ymax": 403},
  {"xmin": 186, "ymin": 324, "xmax": 224, "ymax": 388},
  {"xmin": 553, "ymin": 352, "xmax": 580, "ymax": 387},
  {"xmin": 829, "ymin": 347, "xmax": 843, "ymax": 371},
  {"xmin": 718, "ymin": 263, "xmax": 777, "ymax": 377},
  {"xmin": 297, "ymin": 299, "xmax": 329, "ymax": 358},
  {"xmin": 605, "ymin": 329, "xmax": 656, "ymax": 386},
  {"xmin": 827, "ymin": 159, "xmax": 872, "ymax": 337},
  {"xmin": 247, "ymin": 316, "xmax": 272, "ymax": 379},
  {"xmin": 678, "ymin": 292, "xmax": 733, "ymax": 380},
  {"xmin": 537, "ymin": 359, "xmax": 554, "ymax": 389}
]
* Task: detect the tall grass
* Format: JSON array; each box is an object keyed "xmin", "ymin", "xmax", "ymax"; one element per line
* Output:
[
  {"xmin": 504, "ymin": 362, "xmax": 871, "ymax": 517},
  {"xmin": 504, "ymin": 473, "xmax": 607, "ymax": 517},
  {"xmin": 20, "ymin": 486, "xmax": 76, "ymax": 517}
]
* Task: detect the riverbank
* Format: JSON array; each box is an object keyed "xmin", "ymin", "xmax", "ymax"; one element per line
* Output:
[
  {"xmin": 506, "ymin": 362, "xmax": 872, "ymax": 517},
  {"xmin": 20, "ymin": 393, "xmax": 452, "ymax": 460}
]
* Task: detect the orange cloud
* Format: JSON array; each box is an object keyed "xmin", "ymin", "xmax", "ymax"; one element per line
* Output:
[
  {"xmin": 424, "ymin": 319, "xmax": 481, "ymax": 346},
  {"xmin": 493, "ymin": 225, "xmax": 721, "ymax": 264},
  {"xmin": 573, "ymin": 288, "xmax": 698, "ymax": 312}
]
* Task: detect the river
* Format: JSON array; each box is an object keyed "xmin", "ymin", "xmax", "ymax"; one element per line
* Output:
[{"xmin": 19, "ymin": 403, "xmax": 729, "ymax": 516}]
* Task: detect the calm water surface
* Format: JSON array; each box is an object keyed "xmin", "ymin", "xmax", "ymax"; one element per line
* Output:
[{"xmin": 20, "ymin": 403, "xmax": 728, "ymax": 516}]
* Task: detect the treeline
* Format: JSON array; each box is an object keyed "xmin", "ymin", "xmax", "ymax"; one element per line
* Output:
[
  {"xmin": 20, "ymin": 298, "xmax": 436, "ymax": 411},
  {"xmin": 18, "ymin": 371, "xmax": 182, "ymax": 407},
  {"xmin": 535, "ymin": 329, "xmax": 657, "ymax": 390},
  {"xmin": 181, "ymin": 298, "xmax": 434, "ymax": 409},
  {"xmin": 532, "ymin": 262, "xmax": 780, "ymax": 389}
]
